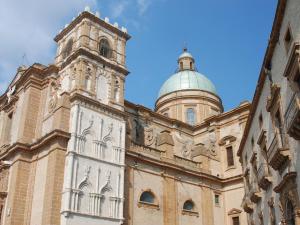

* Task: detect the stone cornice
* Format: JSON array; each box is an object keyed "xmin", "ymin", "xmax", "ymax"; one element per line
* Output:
[
  {"xmin": 238, "ymin": 0, "xmax": 287, "ymax": 157},
  {"xmin": 70, "ymin": 92, "xmax": 127, "ymax": 119},
  {"xmin": 54, "ymin": 11, "xmax": 131, "ymax": 42},
  {"xmin": 126, "ymin": 148, "xmax": 243, "ymax": 185},
  {"xmin": 0, "ymin": 129, "xmax": 70, "ymax": 159},
  {"xmin": 155, "ymin": 89, "xmax": 224, "ymax": 112},
  {"xmin": 125, "ymin": 99, "xmax": 250, "ymax": 134},
  {"xmin": 0, "ymin": 64, "xmax": 59, "ymax": 104},
  {"xmin": 60, "ymin": 48, "xmax": 129, "ymax": 76}
]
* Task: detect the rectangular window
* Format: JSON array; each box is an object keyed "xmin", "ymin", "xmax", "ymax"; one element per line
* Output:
[
  {"xmin": 226, "ymin": 146, "xmax": 234, "ymax": 167},
  {"xmin": 232, "ymin": 216, "xmax": 240, "ymax": 225},
  {"xmin": 4, "ymin": 113, "xmax": 13, "ymax": 144},
  {"xmin": 186, "ymin": 108, "xmax": 196, "ymax": 125},
  {"xmin": 259, "ymin": 113, "xmax": 263, "ymax": 128},
  {"xmin": 215, "ymin": 194, "xmax": 220, "ymax": 205}
]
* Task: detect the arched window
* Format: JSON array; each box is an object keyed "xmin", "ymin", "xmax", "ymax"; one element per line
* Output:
[
  {"xmin": 183, "ymin": 200, "xmax": 195, "ymax": 211},
  {"xmin": 140, "ymin": 191, "xmax": 155, "ymax": 204},
  {"xmin": 180, "ymin": 62, "xmax": 183, "ymax": 70},
  {"xmin": 186, "ymin": 108, "xmax": 196, "ymax": 125},
  {"xmin": 62, "ymin": 38, "xmax": 73, "ymax": 59},
  {"xmin": 99, "ymin": 39, "xmax": 112, "ymax": 58},
  {"xmin": 286, "ymin": 200, "xmax": 295, "ymax": 225}
]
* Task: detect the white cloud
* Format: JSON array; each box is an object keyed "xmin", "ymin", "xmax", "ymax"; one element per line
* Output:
[
  {"xmin": 0, "ymin": 0, "xmax": 159, "ymax": 95},
  {"xmin": 137, "ymin": 0, "xmax": 151, "ymax": 15},
  {"xmin": 0, "ymin": 0, "xmax": 96, "ymax": 94},
  {"xmin": 110, "ymin": 0, "xmax": 129, "ymax": 18}
]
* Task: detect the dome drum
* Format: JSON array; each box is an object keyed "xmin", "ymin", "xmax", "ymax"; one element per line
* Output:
[{"xmin": 155, "ymin": 49, "xmax": 223, "ymax": 125}]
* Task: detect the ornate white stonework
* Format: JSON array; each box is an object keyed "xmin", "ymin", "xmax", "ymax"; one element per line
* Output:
[{"xmin": 61, "ymin": 104, "xmax": 125, "ymax": 225}]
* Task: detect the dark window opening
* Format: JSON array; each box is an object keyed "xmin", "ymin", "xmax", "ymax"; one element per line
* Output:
[
  {"xmin": 232, "ymin": 216, "xmax": 240, "ymax": 225},
  {"xmin": 226, "ymin": 146, "xmax": 234, "ymax": 167},
  {"xmin": 140, "ymin": 191, "xmax": 155, "ymax": 204},
  {"xmin": 99, "ymin": 39, "xmax": 112, "ymax": 58},
  {"xmin": 62, "ymin": 39, "xmax": 73, "ymax": 59},
  {"xmin": 180, "ymin": 62, "xmax": 183, "ymax": 70},
  {"xmin": 259, "ymin": 113, "xmax": 263, "ymax": 128},
  {"xmin": 284, "ymin": 27, "xmax": 293, "ymax": 52},
  {"xmin": 215, "ymin": 194, "xmax": 220, "ymax": 205},
  {"xmin": 183, "ymin": 200, "xmax": 194, "ymax": 211}
]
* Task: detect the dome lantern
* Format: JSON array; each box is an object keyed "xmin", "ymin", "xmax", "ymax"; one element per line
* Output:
[{"xmin": 177, "ymin": 48, "xmax": 195, "ymax": 71}]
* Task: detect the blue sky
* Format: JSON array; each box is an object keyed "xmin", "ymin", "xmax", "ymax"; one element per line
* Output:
[{"xmin": 0, "ymin": 0, "xmax": 277, "ymax": 111}]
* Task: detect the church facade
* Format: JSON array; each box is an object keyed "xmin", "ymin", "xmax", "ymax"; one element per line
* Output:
[{"xmin": 0, "ymin": 6, "xmax": 250, "ymax": 225}]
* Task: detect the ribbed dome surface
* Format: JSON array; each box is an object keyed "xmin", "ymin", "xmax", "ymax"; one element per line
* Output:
[{"xmin": 158, "ymin": 70, "xmax": 217, "ymax": 98}]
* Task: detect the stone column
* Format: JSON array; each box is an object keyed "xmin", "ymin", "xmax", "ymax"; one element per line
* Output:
[
  {"xmin": 201, "ymin": 186, "xmax": 214, "ymax": 225},
  {"xmin": 163, "ymin": 175, "xmax": 177, "ymax": 225}
]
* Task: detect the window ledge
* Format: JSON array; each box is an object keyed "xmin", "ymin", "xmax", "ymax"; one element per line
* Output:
[
  {"xmin": 182, "ymin": 209, "xmax": 199, "ymax": 217},
  {"xmin": 138, "ymin": 201, "xmax": 159, "ymax": 210},
  {"xmin": 225, "ymin": 165, "xmax": 236, "ymax": 171},
  {"xmin": 215, "ymin": 203, "xmax": 220, "ymax": 207}
]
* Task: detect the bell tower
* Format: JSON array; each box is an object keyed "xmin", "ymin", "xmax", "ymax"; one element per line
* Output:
[
  {"xmin": 58, "ymin": 7, "xmax": 130, "ymax": 225},
  {"xmin": 54, "ymin": 6, "xmax": 130, "ymax": 110}
]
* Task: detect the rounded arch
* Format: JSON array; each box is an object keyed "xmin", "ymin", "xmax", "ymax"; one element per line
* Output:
[
  {"xmin": 98, "ymin": 37, "xmax": 112, "ymax": 58},
  {"xmin": 183, "ymin": 199, "xmax": 196, "ymax": 211},
  {"xmin": 139, "ymin": 190, "xmax": 157, "ymax": 204}
]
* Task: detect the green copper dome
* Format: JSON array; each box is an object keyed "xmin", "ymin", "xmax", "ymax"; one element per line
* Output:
[{"xmin": 158, "ymin": 70, "xmax": 217, "ymax": 98}]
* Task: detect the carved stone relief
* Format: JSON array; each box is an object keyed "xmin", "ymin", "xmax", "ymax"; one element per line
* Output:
[
  {"xmin": 7, "ymin": 85, "xmax": 16, "ymax": 103},
  {"xmin": 173, "ymin": 132, "xmax": 194, "ymax": 159},
  {"xmin": 144, "ymin": 126, "xmax": 156, "ymax": 147},
  {"xmin": 48, "ymin": 80, "xmax": 62, "ymax": 113},
  {"xmin": 208, "ymin": 131, "xmax": 217, "ymax": 156}
]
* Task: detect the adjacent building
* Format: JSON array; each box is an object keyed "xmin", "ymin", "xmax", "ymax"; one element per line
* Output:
[
  {"xmin": 238, "ymin": 0, "xmax": 300, "ymax": 224},
  {"xmin": 0, "ymin": 5, "xmax": 251, "ymax": 225}
]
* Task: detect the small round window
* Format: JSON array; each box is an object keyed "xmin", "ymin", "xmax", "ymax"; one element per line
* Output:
[
  {"xmin": 140, "ymin": 191, "xmax": 155, "ymax": 204},
  {"xmin": 183, "ymin": 200, "xmax": 194, "ymax": 211}
]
